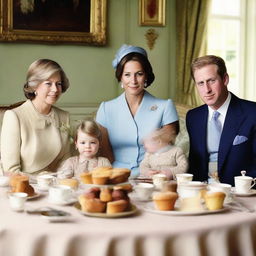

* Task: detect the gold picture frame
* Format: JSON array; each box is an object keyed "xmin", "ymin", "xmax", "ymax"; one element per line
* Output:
[
  {"xmin": 0, "ymin": 0, "xmax": 107, "ymax": 45},
  {"xmin": 139, "ymin": 0, "xmax": 165, "ymax": 26}
]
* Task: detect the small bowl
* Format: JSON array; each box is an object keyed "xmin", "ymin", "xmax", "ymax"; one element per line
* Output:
[{"xmin": 0, "ymin": 176, "xmax": 10, "ymax": 187}]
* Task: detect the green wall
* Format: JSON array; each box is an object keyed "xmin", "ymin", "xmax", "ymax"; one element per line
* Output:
[{"xmin": 0, "ymin": 0, "xmax": 176, "ymax": 107}]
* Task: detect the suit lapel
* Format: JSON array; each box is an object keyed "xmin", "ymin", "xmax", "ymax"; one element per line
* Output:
[{"xmin": 218, "ymin": 95, "xmax": 245, "ymax": 171}]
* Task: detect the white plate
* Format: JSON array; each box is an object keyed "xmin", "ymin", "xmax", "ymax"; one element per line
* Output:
[
  {"xmin": 48, "ymin": 197, "xmax": 77, "ymax": 206},
  {"xmin": 142, "ymin": 202, "xmax": 229, "ymax": 216},
  {"xmin": 231, "ymin": 188, "xmax": 256, "ymax": 197},
  {"xmin": 74, "ymin": 202, "xmax": 137, "ymax": 218},
  {"xmin": 41, "ymin": 210, "xmax": 72, "ymax": 222},
  {"xmin": 80, "ymin": 181, "xmax": 130, "ymax": 189}
]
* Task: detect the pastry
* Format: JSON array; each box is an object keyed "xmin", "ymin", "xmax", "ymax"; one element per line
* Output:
[
  {"xmin": 112, "ymin": 186, "xmax": 129, "ymax": 201},
  {"xmin": 10, "ymin": 174, "xmax": 28, "ymax": 191},
  {"xmin": 84, "ymin": 187, "xmax": 101, "ymax": 199},
  {"xmin": 14, "ymin": 179, "xmax": 35, "ymax": 196},
  {"xmin": 80, "ymin": 172, "xmax": 93, "ymax": 184},
  {"xmin": 79, "ymin": 195, "xmax": 106, "ymax": 213},
  {"xmin": 92, "ymin": 167, "xmax": 112, "ymax": 177},
  {"xmin": 59, "ymin": 178, "xmax": 79, "ymax": 189},
  {"xmin": 109, "ymin": 168, "xmax": 131, "ymax": 184},
  {"xmin": 106, "ymin": 199, "xmax": 129, "ymax": 214},
  {"xmin": 92, "ymin": 175, "xmax": 109, "ymax": 185},
  {"xmin": 153, "ymin": 192, "xmax": 178, "ymax": 211},
  {"xmin": 204, "ymin": 191, "xmax": 226, "ymax": 210},
  {"xmin": 100, "ymin": 188, "xmax": 113, "ymax": 202}
]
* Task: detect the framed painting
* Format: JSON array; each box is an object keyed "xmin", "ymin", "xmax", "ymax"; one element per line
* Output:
[
  {"xmin": 0, "ymin": 0, "xmax": 107, "ymax": 45},
  {"xmin": 139, "ymin": 0, "xmax": 165, "ymax": 26}
]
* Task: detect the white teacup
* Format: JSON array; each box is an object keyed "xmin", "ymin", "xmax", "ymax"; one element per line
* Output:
[
  {"xmin": 175, "ymin": 173, "xmax": 193, "ymax": 185},
  {"xmin": 208, "ymin": 183, "xmax": 232, "ymax": 203},
  {"xmin": 37, "ymin": 174, "xmax": 55, "ymax": 190},
  {"xmin": 178, "ymin": 181, "xmax": 207, "ymax": 198},
  {"xmin": 152, "ymin": 174, "xmax": 167, "ymax": 190},
  {"xmin": 134, "ymin": 183, "xmax": 154, "ymax": 200},
  {"xmin": 9, "ymin": 192, "xmax": 28, "ymax": 211},
  {"xmin": 234, "ymin": 176, "xmax": 256, "ymax": 194},
  {"xmin": 49, "ymin": 185, "xmax": 73, "ymax": 203}
]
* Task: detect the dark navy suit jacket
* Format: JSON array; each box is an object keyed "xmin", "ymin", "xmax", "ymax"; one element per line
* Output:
[{"xmin": 186, "ymin": 93, "xmax": 256, "ymax": 185}]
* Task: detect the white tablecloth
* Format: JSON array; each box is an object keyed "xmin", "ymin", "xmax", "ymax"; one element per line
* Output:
[{"xmin": 0, "ymin": 187, "xmax": 256, "ymax": 256}]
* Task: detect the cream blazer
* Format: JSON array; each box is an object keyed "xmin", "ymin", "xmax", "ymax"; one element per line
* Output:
[{"xmin": 0, "ymin": 100, "xmax": 71, "ymax": 174}]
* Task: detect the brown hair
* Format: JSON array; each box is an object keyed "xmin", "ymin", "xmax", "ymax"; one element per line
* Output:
[
  {"xmin": 115, "ymin": 52, "xmax": 155, "ymax": 87},
  {"xmin": 191, "ymin": 55, "xmax": 227, "ymax": 81},
  {"xmin": 75, "ymin": 119, "xmax": 102, "ymax": 142},
  {"xmin": 23, "ymin": 59, "xmax": 69, "ymax": 100}
]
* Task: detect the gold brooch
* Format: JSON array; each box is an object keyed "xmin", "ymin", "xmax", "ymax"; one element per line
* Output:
[{"xmin": 150, "ymin": 105, "xmax": 158, "ymax": 111}]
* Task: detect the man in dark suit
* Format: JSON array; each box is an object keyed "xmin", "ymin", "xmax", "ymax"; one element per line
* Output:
[{"xmin": 186, "ymin": 55, "xmax": 256, "ymax": 185}]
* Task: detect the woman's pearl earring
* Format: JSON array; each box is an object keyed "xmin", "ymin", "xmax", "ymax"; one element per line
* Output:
[
  {"xmin": 144, "ymin": 81, "xmax": 148, "ymax": 88},
  {"xmin": 120, "ymin": 83, "xmax": 124, "ymax": 88},
  {"xmin": 34, "ymin": 91, "xmax": 37, "ymax": 96}
]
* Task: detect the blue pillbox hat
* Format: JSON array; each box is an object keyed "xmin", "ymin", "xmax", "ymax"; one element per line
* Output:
[{"xmin": 112, "ymin": 44, "xmax": 148, "ymax": 69}]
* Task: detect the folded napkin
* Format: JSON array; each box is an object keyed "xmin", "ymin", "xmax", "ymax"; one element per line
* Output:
[{"xmin": 233, "ymin": 135, "xmax": 248, "ymax": 145}]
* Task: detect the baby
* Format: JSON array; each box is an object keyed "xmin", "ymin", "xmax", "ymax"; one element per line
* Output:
[
  {"xmin": 57, "ymin": 119, "xmax": 111, "ymax": 179},
  {"xmin": 139, "ymin": 129, "xmax": 188, "ymax": 180}
]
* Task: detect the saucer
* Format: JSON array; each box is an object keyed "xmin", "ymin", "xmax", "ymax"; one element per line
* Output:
[
  {"xmin": 28, "ymin": 193, "xmax": 42, "ymax": 200},
  {"xmin": 48, "ymin": 197, "xmax": 77, "ymax": 206},
  {"xmin": 231, "ymin": 188, "xmax": 256, "ymax": 197},
  {"xmin": 41, "ymin": 210, "xmax": 72, "ymax": 222}
]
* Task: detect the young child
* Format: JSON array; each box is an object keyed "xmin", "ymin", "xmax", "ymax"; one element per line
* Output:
[
  {"xmin": 57, "ymin": 119, "xmax": 111, "ymax": 179},
  {"xmin": 139, "ymin": 129, "xmax": 188, "ymax": 180}
]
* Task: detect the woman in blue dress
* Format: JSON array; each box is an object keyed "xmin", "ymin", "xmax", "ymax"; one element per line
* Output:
[{"xmin": 96, "ymin": 45, "xmax": 179, "ymax": 177}]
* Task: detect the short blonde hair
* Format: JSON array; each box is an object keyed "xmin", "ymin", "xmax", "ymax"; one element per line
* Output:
[
  {"xmin": 23, "ymin": 59, "xmax": 69, "ymax": 99},
  {"xmin": 145, "ymin": 128, "xmax": 175, "ymax": 145},
  {"xmin": 75, "ymin": 119, "xmax": 102, "ymax": 142}
]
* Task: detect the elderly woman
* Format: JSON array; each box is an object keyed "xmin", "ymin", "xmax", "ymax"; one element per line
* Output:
[
  {"xmin": 96, "ymin": 44, "xmax": 179, "ymax": 177},
  {"xmin": 1, "ymin": 59, "xmax": 71, "ymax": 175}
]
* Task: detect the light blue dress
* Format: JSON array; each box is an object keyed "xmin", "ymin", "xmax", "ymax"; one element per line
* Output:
[{"xmin": 96, "ymin": 91, "xmax": 178, "ymax": 177}]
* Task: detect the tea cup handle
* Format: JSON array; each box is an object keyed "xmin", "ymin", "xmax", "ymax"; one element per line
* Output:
[{"xmin": 250, "ymin": 178, "xmax": 256, "ymax": 189}]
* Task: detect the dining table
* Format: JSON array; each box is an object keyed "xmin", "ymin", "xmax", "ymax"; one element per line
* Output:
[{"xmin": 0, "ymin": 185, "xmax": 256, "ymax": 256}]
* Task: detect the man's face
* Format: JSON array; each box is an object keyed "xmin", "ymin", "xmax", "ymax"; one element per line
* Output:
[{"xmin": 194, "ymin": 64, "xmax": 229, "ymax": 110}]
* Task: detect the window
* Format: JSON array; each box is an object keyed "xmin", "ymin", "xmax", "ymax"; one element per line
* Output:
[{"xmin": 207, "ymin": 0, "xmax": 243, "ymax": 97}]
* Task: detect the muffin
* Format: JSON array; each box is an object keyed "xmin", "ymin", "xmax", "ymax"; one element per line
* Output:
[
  {"xmin": 204, "ymin": 191, "xmax": 226, "ymax": 210},
  {"xmin": 112, "ymin": 186, "xmax": 129, "ymax": 201},
  {"xmin": 59, "ymin": 178, "xmax": 79, "ymax": 189},
  {"xmin": 106, "ymin": 199, "xmax": 129, "ymax": 214},
  {"xmin": 14, "ymin": 179, "xmax": 35, "ymax": 196},
  {"xmin": 10, "ymin": 174, "xmax": 29, "ymax": 191},
  {"xmin": 109, "ymin": 168, "xmax": 131, "ymax": 184},
  {"xmin": 92, "ymin": 175, "xmax": 109, "ymax": 185},
  {"xmin": 79, "ymin": 195, "xmax": 106, "ymax": 213},
  {"xmin": 80, "ymin": 172, "xmax": 93, "ymax": 184},
  {"xmin": 100, "ymin": 188, "xmax": 113, "ymax": 202},
  {"xmin": 153, "ymin": 192, "xmax": 178, "ymax": 211}
]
